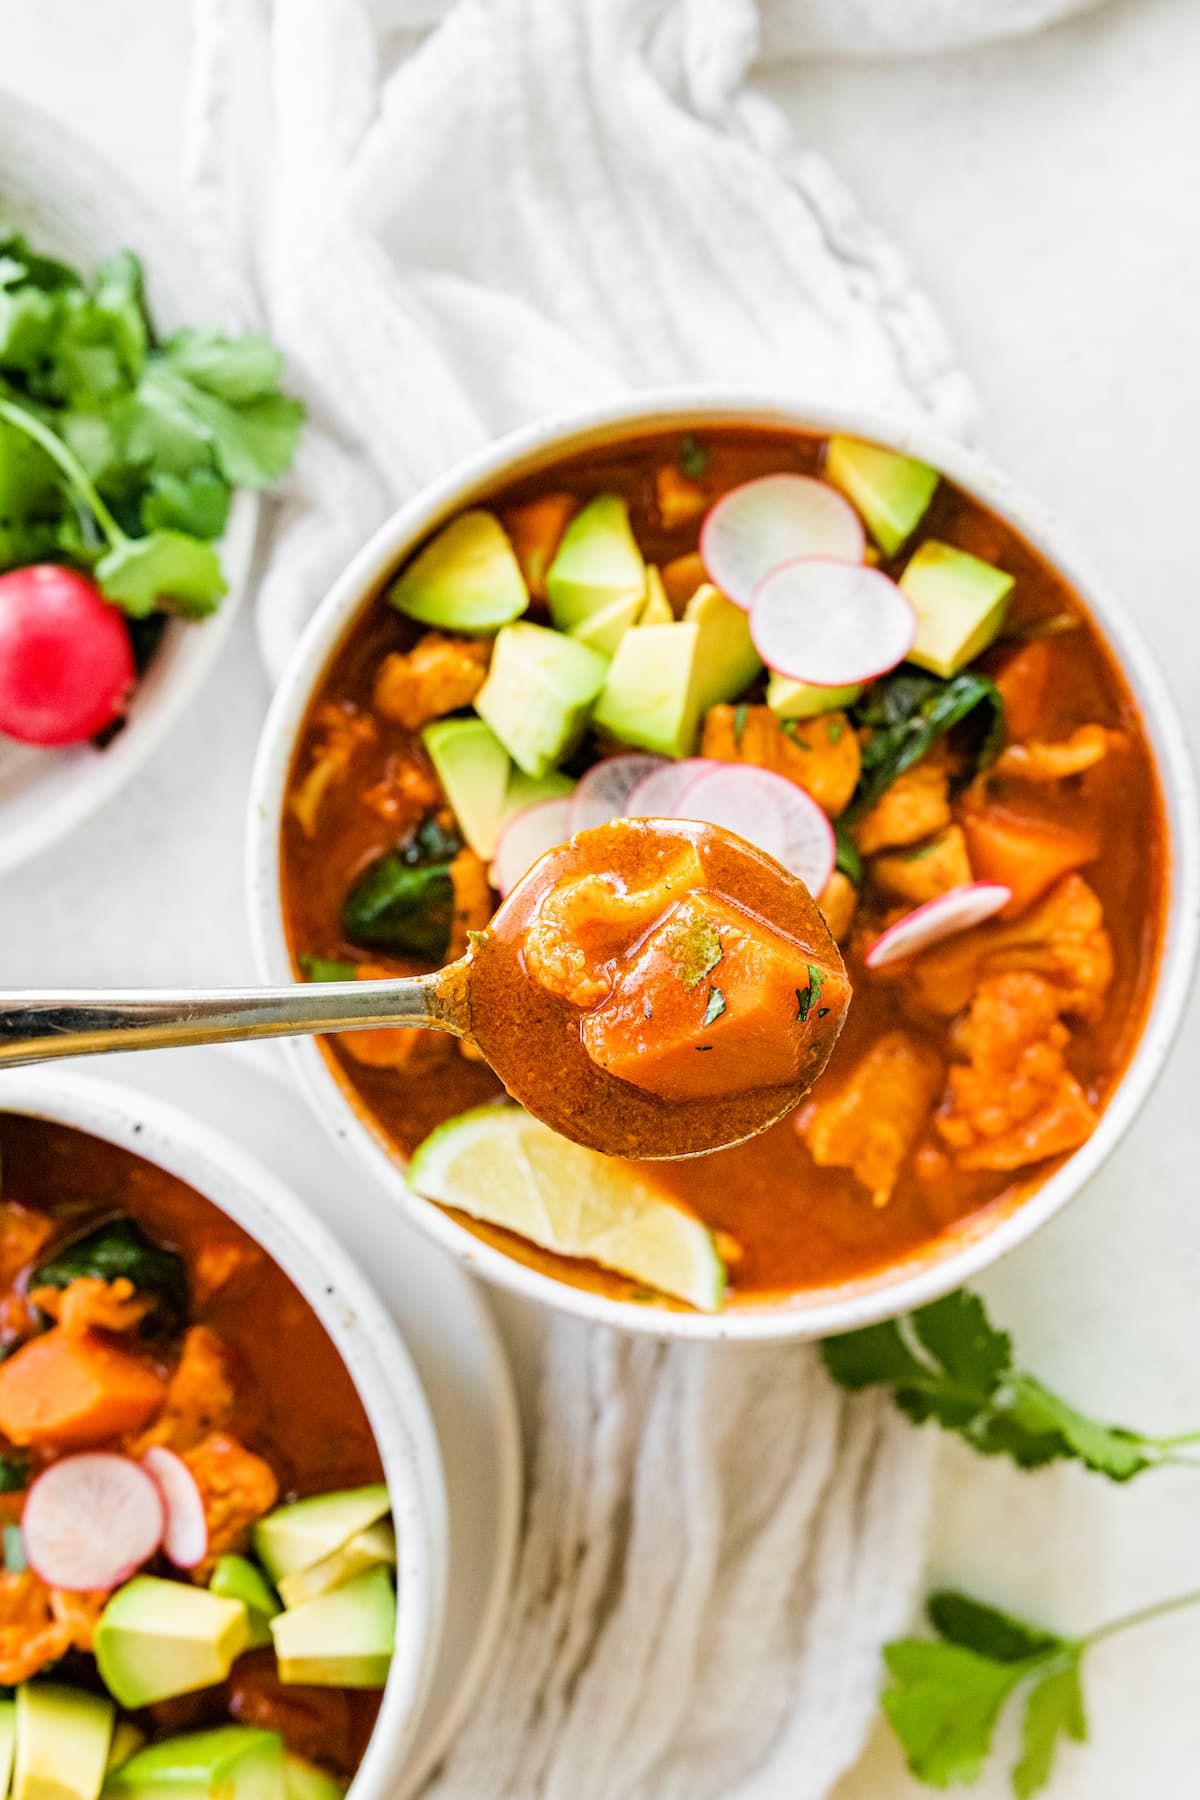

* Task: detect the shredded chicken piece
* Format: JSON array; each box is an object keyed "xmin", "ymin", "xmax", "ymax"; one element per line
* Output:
[
  {"xmin": 800, "ymin": 1030, "xmax": 945, "ymax": 1206},
  {"xmin": 29, "ymin": 1276, "xmax": 152, "ymax": 1337},
  {"xmin": 871, "ymin": 824, "xmax": 973, "ymax": 906},
  {"xmin": 700, "ymin": 705, "xmax": 861, "ymax": 817},
  {"xmin": 191, "ymin": 1240, "xmax": 264, "ymax": 1304},
  {"xmin": 446, "ymin": 849, "xmax": 494, "ymax": 961},
  {"xmin": 655, "ymin": 465, "xmax": 707, "ymax": 529},
  {"xmin": 49, "ymin": 1586, "xmax": 108, "ymax": 1653},
  {"xmin": 853, "ymin": 751, "xmax": 953, "ymax": 855},
  {"xmin": 994, "ymin": 723, "xmax": 1125, "ymax": 784},
  {"xmin": 0, "ymin": 1572, "xmax": 108, "ymax": 1685},
  {"xmin": 908, "ymin": 874, "xmax": 1114, "ymax": 1021},
  {"xmin": 0, "ymin": 1205, "xmax": 52, "ymax": 1289},
  {"xmin": 936, "ymin": 973, "xmax": 1098, "ymax": 1172},
  {"xmin": 290, "ymin": 704, "xmax": 377, "ymax": 839},
  {"xmin": 361, "ymin": 751, "xmax": 441, "ymax": 829},
  {"xmin": 817, "ymin": 870, "xmax": 858, "ymax": 943},
  {"xmin": 132, "ymin": 1325, "xmax": 237, "ymax": 1454},
  {"xmin": 372, "ymin": 633, "xmax": 490, "ymax": 730},
  {"xmin": 183, "ymin": 1431, "xmax": 280, "ymax": 1576}
]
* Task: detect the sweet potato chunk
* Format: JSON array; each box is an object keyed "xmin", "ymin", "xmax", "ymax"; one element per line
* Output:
[
  {"xmin": 133, "ymin": 1324, "xmax": 236, "ymax": 1454},
  {"xmin": 372, "ymin": 633, "xmax": 491, "ymax": 730},
  {"xmin": 853, "ymin": 752, "xmax": 953, "ymax": 854},
  {"xmin": 818, "ymin": 870, "xmax": 859, "ymax": 942},
  {"xmin": 961, "ymin": 808, "xmax": 1099, "ymax": 918},
  {"xmin": 991, "ymin": 639, "xmax": 1053, "ymax": 740},
  {"xmin": 700, "ymin": 705, "xmax": 861, "ymax": 817},
  {"xmin": 936, "ymin": 973, "xmax": 1098, "ymax": 1172},
  {"xmin": 581, "ymin": 891, "xmax": 850, "ymax": 1102},
  {"xmin": 503, "ymin": 493, "xmax": 576, "ymax": 600},
  {"xmin": 800, "ymin": 1030, "xmax": 944, "ymax": 1206},
  {"xmin": 655, "ymin": 466, "xmax": 707, "ymax": 529},
  {"xmin": 871, "ymin": 824, "xmax": 972, "ymax": 906},
  {"xmin": 0, "ymin": 1329, "xmax": 165, "ymax": 1448}
]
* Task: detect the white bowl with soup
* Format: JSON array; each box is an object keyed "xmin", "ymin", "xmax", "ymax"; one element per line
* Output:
[{"xmin": 247, "ymin": 392, "xmax": 1198, "ymax": 1342}]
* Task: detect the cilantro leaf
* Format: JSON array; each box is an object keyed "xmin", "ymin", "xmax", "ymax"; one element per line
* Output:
[
  {"xmin": 702, "ymin": 986, "xmax": 726, "ymax": 1028},
  {"xmin": 833, "ymin": 820, "xmax": 862, "ymax": 886},
  {"xmin": 679, "ymin": 432, "xmax": 708, "ymax": 478},
  {"xmin": 795, "ymin": 964, "xmax": 825, "ymax": 1022},
  {"xmin": 821, "ymin": 1318, "xmax": 928, "ymax": 1390},
  {"xmin": 911, "ymin": 1290, "xmax": 1012, "ymax": 1391},
  {"xmin": 97, "ymin": 530, "xmax": 226, "ymax": 619},
  {"xmin": 149, "ymin": 354, "xmax": 304, "ymax": 487},
  {"xmin": 1013, "ymin": 1663, "xmax": 1087, "ymax": 1799},
  {"xmin": 141, "ymin": 467, "xmax": 231, "ymax": 541},
  {"xmin": 882, "ymin": 1639, "xmax": 1030, "ymax": 1787},
  {"xmin": 927, "ymin": 1590, "xmax": 1064, "ymax": 1664}
]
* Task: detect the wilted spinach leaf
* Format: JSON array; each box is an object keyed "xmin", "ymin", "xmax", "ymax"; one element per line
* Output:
[
  {"xmin": 849, "ymin": 667, "xmax": 1005, "ymax": 817},
  {"xmin": 32, "ymin": 1217, "xmax": 187, "ymax": 1330}
]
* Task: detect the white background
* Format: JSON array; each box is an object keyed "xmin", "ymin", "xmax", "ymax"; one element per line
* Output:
[{"xmin": 2, "ymin": 1, "xmax": 1199, "ymax": 1793}]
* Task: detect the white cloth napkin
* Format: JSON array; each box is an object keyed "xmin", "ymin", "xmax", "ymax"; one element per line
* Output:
[{"xmin": 184, "ymin": 1, "xmax": 1094, "ymax": 1792}]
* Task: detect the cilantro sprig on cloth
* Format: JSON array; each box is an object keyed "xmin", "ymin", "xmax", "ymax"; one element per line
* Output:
[
  {"xmin": 822, "ymin": 1289, "xmax": 1200, "ymax": 1480},
  {"xmin": 884, "ymin": 1584, "xmax": 1200, "ymax": 1795},
  {"xmin": 0, "ymin": 231, "xmax": 303, "ymax": 616}
]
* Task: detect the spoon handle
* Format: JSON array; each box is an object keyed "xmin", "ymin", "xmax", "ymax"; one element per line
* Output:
[{"xmin": 0, "ymin": 977, "xmax": 456, "ymax": 1069}]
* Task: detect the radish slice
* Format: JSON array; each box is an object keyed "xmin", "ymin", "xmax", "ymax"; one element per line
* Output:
[
  {"xmin": 700, "ymin": 475, "xmax": 864, "ymax": 609},
  {"xmin": 674, "ymin": 764, "xmax": 836, "ymax": 895},
  {"xmin": 142, "ymin": 1446, "xmax": 209, "ymax": 1570},
  {"xmin": 569, "ymin": 755, "xmax": 665, "ymax": 834},
  {"xmin": 492, "ymin": 797, "xmax": 572, "ymax": 898},
  {"xmin": 750, "ymin": 558, "xmax": 916, "ymax": 688},
  {"xmin": 866, "ymin": 883, "xmax": 1013, "ymax": 970},
  {"xmin": 625, "ymin": 758, "xmax": 723, "ymax": 819},
  {"xmin": 24, "ymin": 1454, "xmax": 164, "ymax": 1591}
]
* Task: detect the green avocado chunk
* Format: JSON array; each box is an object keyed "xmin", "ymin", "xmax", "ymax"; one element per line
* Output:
[
  {"xmin": 253, "ymin": 1484, "xmax": 392, "ymax": 1584},
  {"xmin": 389, "ymin": 510, "xmax": 528, "ymax": 633},
  {"xmin": 14, "ymin": 1683, "xmax": 113, "ymax": 1800},
  {"xmin": 102, "ymin": 1727, "xmax": 285, "ymax": 1800},
  {"xmin": 270, "ymin": 1567, "xmax": 396, "ymax": 1690},
  {"xmin": 209, "ymin": 1555, "xmax": 280, "ymax": 1650},
  {"xmin": 545, "ymin": 494, "xmax": 645, "ymax": 632},
  {"xmin": 0, "ymin": 1699, "xmax": 15, "ymax": 1799},
  {"xmin": 284, "ymin": 1756, "xmax": 346, "ymax": 1800},
  {"xmin": 500, "ymin": 767, "xmax": 576, "ymax": 822},
  {"xmin": 277, "ymin": 1521, "xmax": 397, "ymax": 1611},
  {"xmin": 592, "ymin": 621, "xmax": 704, "ymax": 759},
  {"xmin": 475, "ymin": 622, "xmax": 608, "ymax": 778},
  {"xmin": 569, "ymin": 589, "xmax": 643, "ymax": 656},
  {"xmin": 900, "ymin": 539, "xmax": 1015, "ymax": 678},
  {"xmin": 94, "ymin": 1580, "xmax": 249, "ymax": 1711},
  {"xmin": 422, "ymin": 717, "xmax": 511, "ymax": 860},
  {"xmin": 683, "ymin": 583, "xmax": 762, "ymax": 714},
  {"xmin": 766, "ymin": 673, "xmax": 863, "ymax": 719},
  {"xmin": 825, "ymin": 435, "xmax": 939, "ymax": 557}
]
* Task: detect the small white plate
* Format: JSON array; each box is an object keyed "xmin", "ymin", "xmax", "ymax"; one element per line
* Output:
[
  {"xmin": 0, "ymin": 89, "xmax": 258, "ymax": 874},
  {"xmin": 77, "ymin": 1041, "xmax": 522, "ymax": 1797}
]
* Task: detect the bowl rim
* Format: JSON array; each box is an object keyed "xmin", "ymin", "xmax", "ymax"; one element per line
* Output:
[
  {"xmin": 0, "ymin": 85, "xmax": 257, "ymax": 877},
  {"xmin": 246, "ymin": 386, "xmax": 1200, "ymax": 1343},
  {"xmin": 0, "ymin": 1067, "xmax": 448, "ymax": 1793}
]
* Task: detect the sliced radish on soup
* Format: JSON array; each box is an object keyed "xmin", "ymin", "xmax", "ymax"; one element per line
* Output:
[
  {"xmin": 142, "ymin": 1445, "xmax": 209, "ymax": 1570},
  {"xmin": 492, "ymin": 797, "xmax": 572, "ymax": 897},
  {"xmin": 865, "ymin": 883, "xmax": 1013, "ymax": 970},
  {"xmin": 750, "ymin": 558, "xmax": 917, "ymax": 688},
  {"xmin": 570, "ymin": 754, "xmax": 666, "ymax": 833},
  {"xmin": 674, "ymin": 764, "xmax": 836, "ymax": 895},
  {"xmin": 24, "ymin": 1453, "xmax": 164, "ymax": 1591},
  {"xmin": 625, "ymin": 758, "xmax": 723, "ymax": 819},
  {"xmin": 700, "ymin": 475, "xmax": 864, "ymax": 609}
]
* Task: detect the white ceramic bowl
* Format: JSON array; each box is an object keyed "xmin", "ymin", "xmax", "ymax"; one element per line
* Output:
[
  {"xmin": 0, "ymin": 1068, "xmax": 448, "ymax": 1796},
  {"xmin": 247, "ymin": 390, "xmax": 1200, "ymax": 1343},
  {"xmin": 0, "ymin": 90, "xmax": 257, "ymax": 873}
]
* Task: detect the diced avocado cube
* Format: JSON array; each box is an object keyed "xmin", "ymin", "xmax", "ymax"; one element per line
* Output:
[
  {"xmin": 545, "ymin": 494, "xmax": 645, "ymax": 632},
  {"xmin": 277, "ymin": 1522, "xmax": 397, "ymax": 1611},
  {"xmin": 104, "ymin": 1724, "xmax": 144, "ymax": 1776},
  {"xmin": 683, "ymin": 584, "xmax": 762, "ymax": 714},
  {"xmin": 253, "ymin": 1485, "xmax": 391, "ymax": 1584},
  {"xmin": 0, "ymin": 1699, "xmax": 15, "ymax": 1797},
  {"xmin": 500, "ymin": 768, "xmax": 576, "ymax": 823},
  {"xmin": 422, "ymin": 717, "xmax": 510, "ymax": 860},
  {"xmin": 389, "ymin": 510, "xmax": 528, "ymax": 633},
  {"xmin": 475, "ymin": 623, "xmax": 607, "ymax": 778},
  {"xmin": 103, "ymin": 1727, "xmax": 285, "ymax": 1800},
  {"xmin": 271, "ymin": 1567, "xmax": 396, "ymax": 1690},
  {"xmin": 284, "ymin": 1756, "xmax": 346, "ymax": 1800},
  {"xmin": 210, "ymin": 1555, "xmax": 281, "ymax": 1650},
  {"xmin": 639, "ymin": 566, "xmax": 674, "ymax": 625},
  {"xmin": 14, "ymin": 1683, "xmax": 113, "ymax": 1800},
  {"xmin": 766, "ymin": 673, "xmax": 863, "ymax": 719},
  {"xmin": 593, "ymin": 622, "xmax": 704, "ymax": 760},
  {"xmin": 826, "ymin": 436, "xmax": 939, "ymax": 557},
  {"xmin": 94, "ymin": 1579, "xmax": 250, "ymax": 1710},
  {"xmin": 569, "ymin": 590, "xmax": 643, "ymax": 656},
  {"xmin": 900, "ymin": 539, "xmax": 1014, "ymax": 678}
]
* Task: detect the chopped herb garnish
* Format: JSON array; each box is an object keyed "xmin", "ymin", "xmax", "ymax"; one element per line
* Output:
[
  {"xmin": 827, "ymin": 719, "xmax": 845, "ymax": 744},
  {"xmin": 834, "ymin": 822, "xmax": 863, "ymax": 886},
  {"xmin": 702, "ymin": 987, "xmax": 727, "ymax": 1028},
  {"xmin": 817, "ymin": 1007, "xmax": 830, "ymax": 1018},
  {"xmin": 679, "ymin": 433, "xmax": 708, "ymax": 478},
  {"xmin": 467, "ymin": 929, "xmax": 491, "ymax": 948},
  {"xmin": 298, "ymin": 954, "xmax": 357, "ymax": 983},
  {"xmin": 795, "ymin": 964, "xmax": 825, "ymax": 1023},
  {"xmin": 733, "ymin": 702, "xmax": 749, "ymax": 749},
  {"xmin": 849, "ymin": 668, "xmax": 1005, "ymax": 818},
  {"xmin": 781, "ymin": 721, "xmax": 812, "ymax": 748},
  {"xmin": 695, "ymin": 1045, "xmax": 714, "ymax": 1052},
  {"xmin": 0, "ymin": 1456, "xmax": 29, "ymax": 1496},
  {"xmin": 629, "ymin": 1286, "xmax": 660, "ymax": 1303},
  {"xmin": 898, "ymin": 840, "xmax": 940, "ymax": 862},
  {"xmin": 665, "ymin": 912, "xmax": 723, "ymax": 990}
]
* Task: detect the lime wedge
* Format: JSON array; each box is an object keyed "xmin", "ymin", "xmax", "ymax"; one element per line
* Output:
[{"xmin": 407, "ymin": 1107, "xmax": 727, "ymax": 1312}]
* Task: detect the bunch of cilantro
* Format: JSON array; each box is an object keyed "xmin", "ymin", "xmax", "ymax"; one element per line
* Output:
[
  {"xmin": 824, "ymin": 1290, "xmax": 1200, "ymax": 1794},
  {"xmin": 0, "ymin": 229, "xmax": 303, "ymax": 617}
]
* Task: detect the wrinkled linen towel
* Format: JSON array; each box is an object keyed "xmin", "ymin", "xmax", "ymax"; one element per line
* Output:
[{"xmin": 185, "ymin": 0, "xmax": 1096, "ymax": 1792}]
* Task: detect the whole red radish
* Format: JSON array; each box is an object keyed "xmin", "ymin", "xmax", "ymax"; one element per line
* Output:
[{"xmin": 0, "ymin": 564, "xmax": 136, "ymax": 746}]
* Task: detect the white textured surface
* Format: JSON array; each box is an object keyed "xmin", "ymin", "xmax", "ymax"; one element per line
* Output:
[{"xmin": 2, "ymin": 0, "xmax": 1199, "ymax": 1794}]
